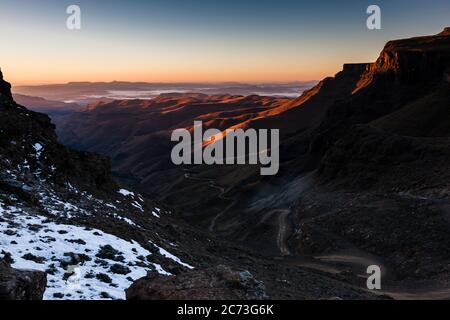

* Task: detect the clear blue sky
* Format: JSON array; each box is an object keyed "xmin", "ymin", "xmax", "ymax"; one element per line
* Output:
[{"xmin": 0, "ymin": 0, "xmax": 449, "ymax": 84}]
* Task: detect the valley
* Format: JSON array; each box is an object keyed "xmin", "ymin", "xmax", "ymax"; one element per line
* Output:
[
  {"xmin": 55, "ymin": 29, "xmax": 450, "ymax": 297},
  {"xmin": 2, "ymin": 28, "xmax": 450, "ymax": 300}
]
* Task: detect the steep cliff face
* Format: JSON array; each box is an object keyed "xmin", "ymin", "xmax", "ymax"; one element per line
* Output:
[
  {"xmin": 316, "ymin": 29, "xmax": 450, "ymax": 186},
  {"xmin": 299, "ymin": 30, "xmax": 450, "ymax": 284},
  {"xmin": 310, "ymin": 29, "xmax": 450, "ymax": 162},
  {"xmin": 356, "ymin": 29, "xmax": 450, "ymax": 91}
]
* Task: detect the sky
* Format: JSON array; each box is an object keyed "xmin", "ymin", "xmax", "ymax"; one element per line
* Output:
[{"xmin": 0, "ymin": 0, "xmax": 449, "ymax": 85}]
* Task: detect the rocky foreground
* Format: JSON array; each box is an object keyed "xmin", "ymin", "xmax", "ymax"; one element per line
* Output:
[{"xmin": 0, "ymin": 256, "xmax": 46, "ymax": 300}]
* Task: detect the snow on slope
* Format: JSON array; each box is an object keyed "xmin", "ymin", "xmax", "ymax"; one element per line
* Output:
[
  {"xmin": 0, "ymin": 164, "xmax": 194, "ymax": 300},
  {"xmin": 150, "ymin": 241, "xmax": 194, "ymax": 270},
  {"xmin": 0, "ymin": 201, "xmax": 170, "ymax": 300}
]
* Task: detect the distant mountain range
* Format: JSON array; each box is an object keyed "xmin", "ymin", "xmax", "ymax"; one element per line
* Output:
[{"xmin": 13, "ymin": 81, "xmax": 316, "ymax": 106}]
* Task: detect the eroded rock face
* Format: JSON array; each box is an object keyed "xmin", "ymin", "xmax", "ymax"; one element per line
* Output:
[
  {"xmin": 356, "ymin": 28, "xmax": 450, "ymax": 90},
  {"xmin": 126, "ymin": 265, "xmax": 267, "ymax": 300},
  {"xmin": 0, "ymin": 258, "xmax": 47, "ymax": 300}
]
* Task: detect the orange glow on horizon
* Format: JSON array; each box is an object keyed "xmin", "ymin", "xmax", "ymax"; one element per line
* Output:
[{"xmin": 5, "ymin": 64, "xmax": 339, "ymax": 87}]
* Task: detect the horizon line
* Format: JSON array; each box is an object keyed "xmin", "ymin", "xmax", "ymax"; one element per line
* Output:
[{"xmin": 11, "ymin": 79, "xmax": 320, "ymax": 87}]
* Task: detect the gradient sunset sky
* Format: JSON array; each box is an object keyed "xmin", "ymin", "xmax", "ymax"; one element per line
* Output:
[{"xmin": 0, "ymin": 0, "xmax": 449, "ymax": 85}]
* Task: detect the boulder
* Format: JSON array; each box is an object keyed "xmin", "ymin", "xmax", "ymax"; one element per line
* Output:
[
  {"xmin": 0, "ymin": 258, "xmax": 47, "ymax": 300},
  {"xmin": 126, "ymin": 265, "xmax": 266, "ymax": 300}
]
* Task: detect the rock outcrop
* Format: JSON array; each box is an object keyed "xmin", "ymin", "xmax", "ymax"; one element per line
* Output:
[
  {"xmin": 0, "ymin": 69, "xmax": 12, "ymax": 101},
  {"xmin": 0, "ymin": 258, "xmax": 47, "ymax": 300},
  {"xmin": 126, "ymin": 265, "xmax": 266, "ymax": 300},
  {"xmin": 355, "ymin": 28, "xmax": 450, "ymax": 91}
]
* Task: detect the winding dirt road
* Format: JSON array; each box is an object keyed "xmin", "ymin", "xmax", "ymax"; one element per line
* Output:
[
  {"xmin": 183, "ymin": 170, "xmax": 235, "ymax": 232},
  {"xmin": 276, "ymin": 209, "xmax": 291, "ymax": 256}
]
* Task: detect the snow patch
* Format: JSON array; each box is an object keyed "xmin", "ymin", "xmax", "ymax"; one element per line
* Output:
[
  {"xmin": 118, "ymin": 189, "xmax": 134, "ymax": 197},
  {"xmin": 152, "ymin": 211, "xmax": 160, "ymax": 219},
  {"xmin": 0, "ymin": 203, "xmax": 171, "ymax": 300},
  {"xmin": 132, "ymin": 201, "xmax": 144, "ymax": 213},
  {"xmin": 150, "ymin": 241, "xmax": 194, "ymax": 269},
  {"xmin": 33, "ymin": 143, "xmax": 43, "ymax": 158}
]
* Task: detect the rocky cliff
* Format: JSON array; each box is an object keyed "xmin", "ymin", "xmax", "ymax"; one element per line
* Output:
[{"xmin": 355, "ymin": 28, "xmax": 450, "ymax": 92}]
